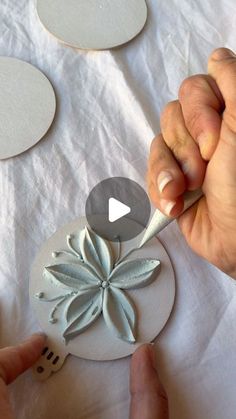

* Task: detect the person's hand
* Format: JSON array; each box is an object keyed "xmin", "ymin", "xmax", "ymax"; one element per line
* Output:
[
  {"xmin": 148, "ymin": 48, "xmax": 236, "ymax": 279},
  {"xmin": 130, "ymin": 344, "xmax": 169, "ymax": 419},
  {"xmin": 0, "ymin": 337, "xmax": 167, "ymax": 419},
  {"xmin": 0, "ymin": 334, "xmax": 46, "ymax": 419}
]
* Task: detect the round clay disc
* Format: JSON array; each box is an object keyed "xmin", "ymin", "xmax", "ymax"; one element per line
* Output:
[
  {"xmin": 0, "ymin": 57, "xmax": 56, "ymax": 159},
  {"xmin": 30, "ymin": 217, "xmax": 175, "ymax": 361},
  {"xmin": 36, "ymin": 0, "xmax": 148, "ymax": 50}
]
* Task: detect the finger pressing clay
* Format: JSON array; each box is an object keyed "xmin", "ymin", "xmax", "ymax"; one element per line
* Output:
[
  {"xmin": 36, "ymin": 0, "xmax": 148, "ymax": 50},
  {"xmin": 0, "ymin": 57, "xmax": 56, "ymax": 159}
]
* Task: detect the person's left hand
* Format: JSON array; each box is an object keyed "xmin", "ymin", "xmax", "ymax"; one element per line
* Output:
[
  {"xmin": 0, "ymin": 335, "xmax": 168, "ymax": 419},
  {"xmin": 0, "ymin": 334, "xmax": 46, "ymax": 419}
]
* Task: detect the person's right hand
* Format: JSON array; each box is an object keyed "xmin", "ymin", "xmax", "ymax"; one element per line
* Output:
[{"xmin": 148, "ymin": 48, "xmax": 236, "ymax": 279}]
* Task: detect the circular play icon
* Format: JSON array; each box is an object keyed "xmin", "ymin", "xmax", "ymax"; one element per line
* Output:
[{"xmin": 85, "ymin": 177, "xmax": 151, "ymax": 242}]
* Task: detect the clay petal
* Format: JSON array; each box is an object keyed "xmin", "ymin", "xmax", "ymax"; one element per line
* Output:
[
  {"xmin": 109, "ymin": 259, "xmax": 160, "ymax": 289},
  {"xmin": 79, "ymin": 227, "xmax": 113, "ymax": 278},
  {"xmin": 44, "ymin": 263, "xmax": 100, "ymax": 291},
  {"xmin": 63, "ymin": 289, "xmax": 103, "ymax": 343},
  {"xmin": 103, "ymin": 287, "xmax": 136, "ymax": 343}
]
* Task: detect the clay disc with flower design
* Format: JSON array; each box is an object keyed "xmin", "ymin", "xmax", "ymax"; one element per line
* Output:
[{"xmin": 30, "ymin": 216, "xmax": 175, "ymax": 378}]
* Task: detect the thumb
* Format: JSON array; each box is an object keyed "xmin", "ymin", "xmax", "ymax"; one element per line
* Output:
[
  {"xmin": 0, "ymin": 333, "xmax": 46, "ymax": 384},
  {"xmin": 206, "ymin": 48, "xmax": 236, "ymax": 211},
  {"xmin": 208, "ymin": 47, "xmax": 236, "ymax": 121},
  {"xmin": 130, "ymin": 344, "xmax": 169, "ymax": 419},
  {"xmin": 0, "ymin": 334, "xmax": 46, "ymax": 419}
]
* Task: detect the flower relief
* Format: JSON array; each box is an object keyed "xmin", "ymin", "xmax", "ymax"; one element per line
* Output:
[{"xmin": 35, "ymin": 227, "xmax": 161, "ymax": 344}]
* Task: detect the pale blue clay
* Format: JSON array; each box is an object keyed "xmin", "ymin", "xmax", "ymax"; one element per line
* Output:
[{"xmin": 35, "ymin": 227, "xmax": 160, "ymax": 344}]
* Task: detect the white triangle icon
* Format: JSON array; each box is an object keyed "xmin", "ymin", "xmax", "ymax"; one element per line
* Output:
[{"xmin": 108, "ymin": 197, "xmax": 131, "ymax": 223}]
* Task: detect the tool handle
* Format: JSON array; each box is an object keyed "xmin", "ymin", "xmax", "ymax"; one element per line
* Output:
[
  {"xmin": 182, "ymin": 189, "xmax": 203, "ymax": 212},
  {"xmin": 139, "ymin": 189, "xmax": 203, "ymax": 248}
]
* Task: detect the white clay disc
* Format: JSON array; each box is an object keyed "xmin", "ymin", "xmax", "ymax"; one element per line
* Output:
[
  {"xmin": 37, "ymin": 0, "xmax": 148, "ymax": 50},
  {"xmin": 0, "ymin": 57, "xmax": 56, "ymax": 159},
  {"xmin": 30, "ymin": 217, "xmax": 175, "ymax": 361}
]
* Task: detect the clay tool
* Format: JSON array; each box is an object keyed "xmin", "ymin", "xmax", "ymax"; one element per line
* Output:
[{"xmin": 139, "ymin": 189, "xmax": 203, "ymax": 248}]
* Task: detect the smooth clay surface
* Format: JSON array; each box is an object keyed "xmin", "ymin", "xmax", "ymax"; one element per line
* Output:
[
  {"xmin": 0, "ymin": 57, "xmax": 56, "ymax": 159},
  {"xmin": 37, "ymin": 0, "xmax": 148, "ymax": 50},
  {"xmin": 30, "ymin": 217, "xmax": 175, "ymax": 362}
]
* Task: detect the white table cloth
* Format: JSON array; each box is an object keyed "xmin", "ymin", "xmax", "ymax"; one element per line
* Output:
[{"xmin": 0, "ymin": 1, "xmax": 235, "ymax": 418}]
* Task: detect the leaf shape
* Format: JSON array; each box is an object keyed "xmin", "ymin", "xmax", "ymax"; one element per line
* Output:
[
  {"xmin": 44, "ymin": 263, "xmax": 100, "ymax": 291},
  {"xmin": 109, "ymin": 259, "xmax": 160, "ymax": 290},
  {"xmin": 79, "ymin": 227, "xmax": 113, "ymax": 279},
  {"xmin": 63, "ymin": 289, "xmax": 103, "ymax": 343},
  {"xmin": 103, "ymin": 287, "xmax": 136, "ymax": 343}
]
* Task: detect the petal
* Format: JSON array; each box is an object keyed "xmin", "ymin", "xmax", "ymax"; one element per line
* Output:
[
  {"xmin": 79, "ymin": 227, "xmax": 113, "ymax": 278},
  {"xmin": 44, "ymin": 263, "xmax": 100, "ymax": 291},
  {"xmin": 63, "ymin": 289, "xmax": 103, "ymax": 343},
  {"xmin": 109, "ymin": 259, "xmax": 160, "ymax": 290},
  {"xmin": 103, "ymin": 287, "xmax": 136, "ymax": 343}
]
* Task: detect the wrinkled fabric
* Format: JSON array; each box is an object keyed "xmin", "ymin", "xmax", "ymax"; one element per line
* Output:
[{"xmin": 0, "ymin": 1, "xmax": 236, "ymax": 418}]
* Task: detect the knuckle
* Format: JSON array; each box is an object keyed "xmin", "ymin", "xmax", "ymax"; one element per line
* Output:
[
  {"xmin": 148, "ymin": 151, "xmax": 165, "ymax": 174},
  {"xmin": 161, "ymin": 100, "xmax": 179, "ymax": 130},
  {"xmin": 185, "ymin": 108, "xmax": 203, "ymax": 136},
  {"xmin": 179, "ymin": 75, "xmax": 207, "ymax": 100},
  {"xmin": 148, "ymin": 149, "xmax": 168, "ymax": 180},
  {"xmin": 156, "ymin": 149, "xmax": 167, "ymax": 162},
  {"xmin": 149, "ymin": 135, "xmax": 167, "ymax": 164},
  {"xmin": 169, "ymin": 134, "xmax": 188, "ymax": 157}
]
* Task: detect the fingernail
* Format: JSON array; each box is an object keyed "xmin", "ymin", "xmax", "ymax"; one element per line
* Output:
[
  {"xmin": 227, "ymin": 50, "xmax": 236, "ymax": 58},
  {"xmin": 212, "ymin": 48, "xmax": 236, "ymax": 61},
  {"xmin": 157, "ymin": 171, "xmax": 173, "ymax": 193},
  {"xmin": 160, "ymin": 199, "xmax": 176, "ymax": 216}
]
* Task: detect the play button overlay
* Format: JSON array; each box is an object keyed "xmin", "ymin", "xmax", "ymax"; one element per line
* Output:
[
  {"xmin": 85, "ymin": 177, "xmax": 151, "ymax": 242},
  {"xmin": 108, "ymin": 198, "xmax": 131, "ymax": 223}
]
